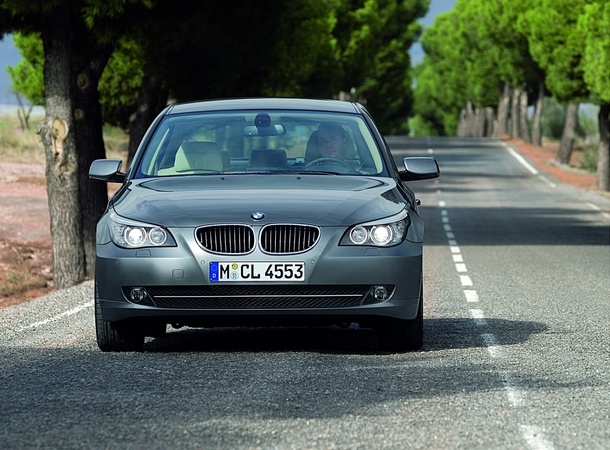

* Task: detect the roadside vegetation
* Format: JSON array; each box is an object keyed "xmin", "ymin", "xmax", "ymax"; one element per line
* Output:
[
  {"xmin": 0, "ymin": 113, "xmax": 44, "ymax": 161},
  {"xmin": 1, "ymin": 0, "xmax": 431, "ymax": 291},
  {"xmin": 0, "ymin": 113, "xmax": 128, "ymax": 306},
  {"xmin": 0, "ymin": 114, "xmax": 127, "ymax": 162},
  {"xmin": 410, "ymin": 0, "xmax": 609, "ymax": 191},
  {"xmin": 0, "ymin": 0, "xmax": 607, "ymax": 296}
]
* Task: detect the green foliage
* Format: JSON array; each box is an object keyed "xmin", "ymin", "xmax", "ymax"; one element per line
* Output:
[
  {"xmin": 412, "ymin": 0, "xmax": 609, "ymax": 138},
  {"xmin": 4, "ymin": 0, "xmax": 427, "ymax": 135},
  {"xmin": 98, "ymin": 38, "xmax": 144, "ymax": 128},
  {"xmin": 6, "ymin": 33, "xmax": 44, "ymax": 105},
  {"xmin": 412, "ymin": 7, "xmax": 474, "ymax": 136},
  {"xmin": 518, "ymin": 0, "xmax": 589, "ymax": 101},
  {"xmin": 334, "ymin": 0, "xmax": 429, "ymax": 134},
  {"xmin": 577, "ymin": 1, "xmax": 610, "ymax": 102},
  {"xmin": 580, "ymin": 145, "xmax": 599, "ymax": 173}
]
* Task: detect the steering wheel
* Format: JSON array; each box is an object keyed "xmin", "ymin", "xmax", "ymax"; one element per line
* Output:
[{"xmin": 304, "ymin": 157, "xmax": 359, "ymax": 174}]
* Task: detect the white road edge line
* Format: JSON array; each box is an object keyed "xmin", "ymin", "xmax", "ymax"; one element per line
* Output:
[
  {"xmin": 586, "ymin": 202, "xmax": 610, "ymax": 219},
  {"xmin": 538, "ymin": 175, "xmax": 556, "ymax": 188},
  {"xmin": 15, "ymin": 301, "xmax": 94, "ymax": 334},
  {"xmin": 505, "ymin": 145, "xmax": 539, "ymax": 175}
]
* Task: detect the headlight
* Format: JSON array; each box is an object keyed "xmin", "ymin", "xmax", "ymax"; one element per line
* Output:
[
  {"xmin": 341, "ymin": 213, "xmax": 410, "ymax": 247},
  {"xmin": 108, "ymin": 212, "xmax": 175, "ymax": 248}
]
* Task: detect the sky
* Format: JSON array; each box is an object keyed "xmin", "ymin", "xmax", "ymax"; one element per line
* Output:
[
  {"xmin": 0, "ymin": 0, "xmax": 455, "ymax": 106},
  {"xmin": 0, "ymin": 34, "xmax": 20, "ymax": 106},
  {"xmin": 410, "ymin": 0, "xmax": 456, "ymax": 65}
]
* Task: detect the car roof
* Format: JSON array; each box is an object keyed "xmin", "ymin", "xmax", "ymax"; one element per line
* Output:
[{"xmin": 166, "ymin": 98, "xmax": 363, "ymax": 115}]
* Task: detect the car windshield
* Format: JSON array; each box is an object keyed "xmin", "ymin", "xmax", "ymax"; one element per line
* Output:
[{"xmin": 134, "ymin": 110, "xmax": 387, "ymax": 178}]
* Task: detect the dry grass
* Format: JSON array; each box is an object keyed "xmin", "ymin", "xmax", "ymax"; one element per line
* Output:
[
  {"xmin": 0, "ymin": 114, "xmax": 46, "ymax": 162},
  {"xmin": 0, "ymin": 113, "xmax": 129, "ymax": 162}
]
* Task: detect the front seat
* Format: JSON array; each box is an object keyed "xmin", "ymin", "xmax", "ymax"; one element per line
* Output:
[{"xmin": 159, "ymin": 141, "xmax": 224, "ymax": 175}]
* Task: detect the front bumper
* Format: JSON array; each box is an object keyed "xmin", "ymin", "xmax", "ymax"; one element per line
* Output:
[{"xmin": 95, "ymin": 227, "xmax": 423, "ymax": 327}]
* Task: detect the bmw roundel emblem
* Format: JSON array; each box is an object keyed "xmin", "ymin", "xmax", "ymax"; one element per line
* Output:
[{"xmin": 251, "ymin": 212, "xmax": 265, "ymax": 220}]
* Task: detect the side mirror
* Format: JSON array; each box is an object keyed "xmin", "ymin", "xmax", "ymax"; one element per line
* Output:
[
  {"xmin": 398, "ymin": 157, "xmax": 440, "ymax": 181},
  {"xmin": 89, "ymin": 159, "xmax": 126, "ymax": 183}
]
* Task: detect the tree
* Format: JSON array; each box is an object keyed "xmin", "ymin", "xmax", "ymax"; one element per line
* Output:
[
  {"xmin": 519, "ymin": 0, "xmax": 590, "ymax": 165},
  {"xmin": 578, "ymin": 0, "xmax": 610, "ymax": 191},
  {"xmin": 475, "ymin": 0, "xmax": 545, "ymax": 143},
  {"xmin": 412, "ymin": 0, "xmax": 512, "ymax": 137},
  {"xmin": 334, "ymin": 0, "xmax": 429, "ymax": 134},
  {"xmin": 2, "ymin": 0, "xmax": 432, "ymax": 291},
  {"xmin": 5, "ymin": 33, "xmax": 44, "ymax": 130},
  {"xmin": 0, "ymin": 0, "xmax": 153, "ymax": 288},
  {"xmin": 413, "ymin": 0, "xmax": 545, "ymax": 140},
  {"xmin": 412, "ymin": 9, "xmax": 472, "ymax": 136},
  {"xmin": 2, "ymin": 0, "xmax": 339, "ymax": 287}
]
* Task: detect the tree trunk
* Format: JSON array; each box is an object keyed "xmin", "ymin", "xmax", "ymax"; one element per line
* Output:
[
  {"xmin": 127, "ymin": 75, "xmax": 168, "ymax": 166},
  {"xmin": 39, "ymin": 6, "xmax": 86, "ymax": 289},
  {"xmin": 457, "ymin": 108, "xmax": 467, "ymax": 137},
  {"xmin": 484, "ymin": 107, "xmax": 496, "ymax": 137},
  {"xmin": 511, "ymin": 88, "xmax": 520, "ymax": 139},
  {"xmin": 598, "ymin": 103, "xmax": 610, "ymax": 191},
  {"xmin": 519, "ymin": 90, "xmax": 531, "ymax": 143},
  {"xmin": 496, "ymin": 83, "xmax": 511, "ymax": 136},
  {"xmin": 39, "ymin": 4, "xmax": 112, "ymax": 287},
  {"xmin": 556, "ymin": 102, "xmax": 579, "ymax": 165},
  {"xmin": 15, "ymin": 93, "xmax": 33, "ymax": 131},
  {"xmin": 531, "ymin": 83, "xmax": 544, "ymax": 147},
  {"xmin": 73, "ymin": 47, "xmax": 113, "ymax": 276},
  {"xmin": 473, "ymin": 107, "xmax": 486, "ymax": 137}
]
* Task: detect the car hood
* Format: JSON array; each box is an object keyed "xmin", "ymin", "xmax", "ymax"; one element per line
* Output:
[{"xmin": 112, "ymin": 175, "xmax": 406, "ymax": 227}]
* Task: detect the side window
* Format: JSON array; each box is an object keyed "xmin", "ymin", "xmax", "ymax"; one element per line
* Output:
[{"xmin": 139, "ymin": 127, "xmax": 172, "ymax": 176}]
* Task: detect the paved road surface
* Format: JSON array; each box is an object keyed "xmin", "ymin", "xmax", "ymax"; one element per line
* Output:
[{"xmin": 1, "ymin": 137, "xmax": 609, "ymax": 449}]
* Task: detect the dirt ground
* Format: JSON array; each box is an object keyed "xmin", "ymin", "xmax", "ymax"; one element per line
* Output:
[{"xmin": 0, "ymin": 138, "xmax": 602, "ymax": 308}]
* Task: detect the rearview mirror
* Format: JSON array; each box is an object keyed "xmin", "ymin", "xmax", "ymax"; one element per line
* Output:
[{"xmin": 243, "ymin": 124, "xmax": 286, "ymax": 136}]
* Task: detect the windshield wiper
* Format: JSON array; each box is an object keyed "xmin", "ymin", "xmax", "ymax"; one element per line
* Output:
[{"xmin": 293, "ymin": 170, "xmax": 342, "ymax": 175}]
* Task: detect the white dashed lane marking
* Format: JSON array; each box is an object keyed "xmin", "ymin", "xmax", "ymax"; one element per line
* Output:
[{"xmin": 438, "ymin": 200, "xmax": 555, "ymax": 450}]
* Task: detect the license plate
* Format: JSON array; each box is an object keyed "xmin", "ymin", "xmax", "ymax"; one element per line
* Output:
[{"xmin": 209, "ymin": 262, "xmax": 305, "ymax": 282}]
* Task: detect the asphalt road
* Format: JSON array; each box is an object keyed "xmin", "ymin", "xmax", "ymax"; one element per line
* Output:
[{"xmin": 1, "ymin": 137, "xmax": 609, "ymax": 449}]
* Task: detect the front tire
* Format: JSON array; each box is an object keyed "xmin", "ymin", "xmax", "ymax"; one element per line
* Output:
[
  {"xmin": 377, "ymin": 289, "xmax": 423, "ymax": 352},
  {"xmin": 95, "ymin": 297, "xmax": 145, "ymax": 352}
]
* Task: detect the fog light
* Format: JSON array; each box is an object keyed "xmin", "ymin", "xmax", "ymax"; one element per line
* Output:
[
  {"xmin": 374, "ymin": 286, "xmax": 388, "ymax": 301},
  {"xmin": 129, "ymin": 287, "xmax": 147, "ymax": 303}
]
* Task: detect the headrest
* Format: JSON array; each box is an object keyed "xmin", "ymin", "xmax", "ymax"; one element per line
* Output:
[{"xmin": 175, "ymin": 141, "xmax": 223, "ymax": 172}]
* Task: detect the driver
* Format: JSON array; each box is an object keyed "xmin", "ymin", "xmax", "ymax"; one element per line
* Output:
[{"xmin": 317, "ymin": 122, "xmax": 348, "ymax": 159}]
